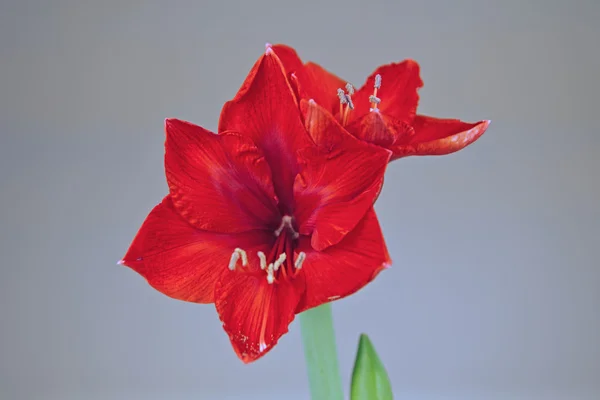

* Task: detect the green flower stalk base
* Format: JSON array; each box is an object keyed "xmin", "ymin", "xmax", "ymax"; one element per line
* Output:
[{"xmin": 299, "ymin": 303, "xmax": 344, "ymax": 400}]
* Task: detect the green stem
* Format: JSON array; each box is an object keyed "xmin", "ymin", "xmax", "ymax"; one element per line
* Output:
[{"xmin": 299, "ymin": 302, "xmax": 344, "ymax": 400}]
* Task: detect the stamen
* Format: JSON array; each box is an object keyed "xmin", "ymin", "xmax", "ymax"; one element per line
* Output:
[
  {"xmin": 258, "ymin": 251, "xmax": 267, "ymax": 270},
  {"xmin": 228, "ymin": 248, "xmax": 248, "ymax": 270},
  {"xmin": 294, "ymin": 252, "xmax": 306, "ymax": 269},
  {"xmin": 369, "ymin": 95, "xmax": 381, "ymax": 112},
  {"xmin": 346, "ymin": 95, "xmax": 355, "ymax": 110},
  {"xmin": 228, "ymin": 252, "xmax": 239, "ymax": 271},
  {"xmin": 370, "ymin": 74, "xmax": 382, "ymax": 110},
  {"xmin": 273, "ymin": 253, "xmax": 287, "ymax": 271},
  {"xmin": 235, "ymin": 248, "xmax": 248, "ymax": 266},
  {"xmin": 335, "ymin": 83, "xmax": 354, "ymax": 125},
  {"xmin": 266, "ymin": 264, "xmax": 275, "ymax": 284},
  {"xmin": 337, "ymin": 88, "xmax": 347, "ymax": 103},
  {"xmin": 374, "ymin": 74, "xmax": 382, "ymax": 89},
  {"xmin": 345, "ymin": 82, "xmax": 355, "ymax": 95},
  {"xmin": 337, "ymin": 88, "xmax": 347, "ymax": 116}
]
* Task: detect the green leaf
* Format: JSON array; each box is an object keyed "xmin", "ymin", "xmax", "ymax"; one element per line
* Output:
[{"xmin": 350, "ymin": 334, "xmax": 393, "ymax": 400}]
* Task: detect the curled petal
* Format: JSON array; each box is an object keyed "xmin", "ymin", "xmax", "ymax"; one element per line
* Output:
[
  {"xmin": 165, "ymin": 119, "xmax": 279, "ymax": 233},
  {"xmin": 218, "ymin": 48, "xmax": 312, "ymax": 211},
  {"xmin": 215, "ymin": 267, "xmax": 305, "ymax": 363},
  {"xmin": 296, "ymin": 208, "xmax": 391, "ymax": 313},
  {"xmin": 294, "ymin": 143, "xmax": 391, "ymax": 251},
  {"xmin": 120, "ymin": 197, "xmax": 272, "ymax": 303},
  {"xmin": 350, "ymin": 60, "xmax": 423, "ymax": 124},
  {"xmin": 391, "ymin": 116, "xmax": 491, "ymax": 159}
]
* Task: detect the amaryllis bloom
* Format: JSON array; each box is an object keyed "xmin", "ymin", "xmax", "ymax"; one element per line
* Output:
[
  {"xmin": 270, "ymin": 44, "xmax": 490, "ymax": 161},
  {"xmin": 120, "ymin": 45, "xmax": 392, "ymax": 363}
]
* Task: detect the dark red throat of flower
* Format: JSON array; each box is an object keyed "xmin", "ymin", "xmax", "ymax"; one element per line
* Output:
[
  {"xmin": 226, "ymin": 215, "xmax": 306, "ymax": 354},
  {"xmin": 228, "ymin": 215, "xmax": 305, "ymax": 285}
]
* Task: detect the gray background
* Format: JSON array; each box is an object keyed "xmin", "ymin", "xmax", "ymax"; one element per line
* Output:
[{"xmin": 1, "ymin": 0, "xmax": 599, "ymax": 399}]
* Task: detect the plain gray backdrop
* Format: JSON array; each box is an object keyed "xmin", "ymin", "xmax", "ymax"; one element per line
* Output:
[{"xmin": 1, "ymin": 0, "xmax": 599, "ymax": 399}]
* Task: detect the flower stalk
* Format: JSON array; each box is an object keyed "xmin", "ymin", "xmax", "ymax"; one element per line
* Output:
[{"xmin": 300, "ymin": 303, "xmax": 344, "ymax": 400}]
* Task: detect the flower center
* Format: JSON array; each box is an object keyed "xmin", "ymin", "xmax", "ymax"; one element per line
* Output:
[
  {"xmin": 336, "ymin": 73, "xmax": 382, "ymax": 124},
  {"xmin": 228, "ymin": 215, "xmax": 305, "ymax": 284}
]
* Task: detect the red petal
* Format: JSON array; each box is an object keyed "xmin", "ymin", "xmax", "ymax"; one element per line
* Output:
[
  {"xmin": 303, "ymin": 62, "xmax": 347, "ymax": 115},
  {"xmin": 270, "ymin": 44, "xmax": 305, "ymax": 77},
  {"xmin": 391, "ymin": 116, "xmax": 491, "ymax": 159},
  {"xmin": 293, "ymin": 141, "xmax": 391, "ymax": 251},
  {"xmin": 300, "ymin": 98, "xmax": 364, "ymax": 151},
  {"xmin": 296, "ymin": 208, "xmax": 391, "ymax": 313},
  {"xmin": 270, "ymin": 44, "xmax": 345, "ymax": 116},
  {"xmin": 215, "ymin": 267, "xmax": 305, "ymax": 363},
  {"xmin": 349, "ymin": 60, "xmax": 423, "ymax": 124},
  {"xmin": 120, "ymin": 196, "xmax": 273, "ymax": 303},
  {"xmin": 165, "ymin": 119, "xmax": 279, "ymax": 233},
  {"xmin": 345, "ymin": 110, "xmax": 414, "ymax": 148},
  {"xmin": 218, "ymin": 48, "xmax": 312, "ymax": 211}
]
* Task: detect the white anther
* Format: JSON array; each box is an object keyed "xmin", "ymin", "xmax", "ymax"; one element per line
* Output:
[
  {"xmin": 273, "ymin": 253, "xmax": 287, "ymax": 271},
  {"xmin": 257, "ymin": 251, "xmax": 267, "ymax": 270},
  {"xmin": 369, "ymin": 95, "xmax": 381, "ymax": 104},
  {"xmin": 266, "ymin": 264, "xmax": 275, "ymax": 284},
  {"xmin": 337, "ymin": 88, "xmax": 347, "ymax": 104},
  {"xmin": 345, "ymin": 83, "xmax": 355, "ymax": 95},
  {"xmin": 374, "ymin": 74, "xmax": 382, "ymax": 89},
  {"xmin": 228, "ymin": 248, "xmax": 248, "ymax": 270},
  {"xmin": 294, "ymin": 252, "xmax": 306, "ymax": 269},
  {"xmin": 228, "ymin": 252, "xmax": 239, "ymax": 271},
  {"xmin": 234, "ymin": 248, "xmax": 248, "ymax": 266}
]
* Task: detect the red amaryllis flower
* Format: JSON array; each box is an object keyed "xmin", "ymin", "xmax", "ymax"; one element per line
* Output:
[
  {"xmin": 120, "ymin": 45, "xmax": 392, "ymax": 363},
  {"xmin": 271, "ymin": 44, "xmax": 490, "ymax": 161}
]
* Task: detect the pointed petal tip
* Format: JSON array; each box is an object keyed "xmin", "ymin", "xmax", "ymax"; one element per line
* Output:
[
  {"xmin": 164, "ymin": 118, "xmax": 179, "ymax": 130},
  {"xmin": 476, "ymin": 119, "xmax": 492, "ymax": 133},
  {"xmin": 265, "ymin": 42, "xmax": 273, "ymax": 55},
  {"xmin": 238, "ymin": 350, "xmax": 256, "ymax": 364},
  {"xmin": 117, "ymin": 259, "xmax": 125, "ymax": 265}
]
